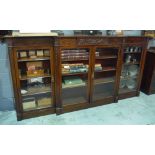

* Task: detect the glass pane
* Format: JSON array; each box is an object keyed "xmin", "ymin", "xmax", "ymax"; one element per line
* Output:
[
  {"xmin": 150, "ymin": 72, "xmax": 155, "ymax": 90},
  {"xmin": 16, "ymin": 49, "xmax": 53, "ymax": 111},
  {"xmin": 93, "ymin": 48, "xmax": 118, "ymax": 101},
  {"xmin": 61, "ymin": 49, "xmax": 90, "ymax": 105},
  {"xmin": 119, "ymin": 46, "xmax": 142, "ymax": 94}
]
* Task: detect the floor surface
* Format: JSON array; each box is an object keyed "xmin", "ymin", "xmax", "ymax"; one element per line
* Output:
[{"xmin": 0, "ymin": 92, "xmax": 155, "ymax": 125}]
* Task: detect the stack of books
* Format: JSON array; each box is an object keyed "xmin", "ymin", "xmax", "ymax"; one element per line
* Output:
[
  {"xmin": 61, "ymin": 50, "xmax": 89, "ymax": 60},
  {"xmin": 95, "ymin": 64, "xmax": 102, "ymax": 71},
  {"xmin": 62, "ymin": 63, "xmax": 88, "ymax": 74},
  {"xmin": 95, "ymin": 51, "xmax": 100, "ymax": 57}
]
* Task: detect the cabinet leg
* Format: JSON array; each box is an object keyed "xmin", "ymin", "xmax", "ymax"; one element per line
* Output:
[
  {"xmin": 136, "ymin": 91, "xmax": 140, "ymax": 96},
  {"xmin": 114, "ymin": 96, "xmax": 119, "ymax": 103},
  {"xmin": 56, "ymin": 108, "xmax": 63, "ymax": 115},
  {"xmin": 17, "ymin": 113, "xmax": 22, "ymax": 121}
]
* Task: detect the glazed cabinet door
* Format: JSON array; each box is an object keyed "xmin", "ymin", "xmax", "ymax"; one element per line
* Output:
[
  {"xmin": 150, "ymin": 69, "xmax": 155, "ymax": 91},
  {"xmin": 59, "ymin": 47, "xmax": 91, "ymax": 107},
  {"xmin": 13, "ymin": 47, "xmax": 55, "ymax": 113},
  {"xmin": 119, "ymin": 45, "xmax": 144, "ymax": 96},
  {"xmin": 91, "ymin": 47, "xmax": 120, "ymax": 103}
]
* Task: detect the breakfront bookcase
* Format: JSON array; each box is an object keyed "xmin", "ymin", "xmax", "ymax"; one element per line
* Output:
[{"xmin": 6, "ymin": 36, "xmax": 148, "ymax": 120}]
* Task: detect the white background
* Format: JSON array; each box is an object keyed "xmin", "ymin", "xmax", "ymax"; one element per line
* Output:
[{"xmin": 0, "ymin": 0, "xmax": 155, "ymax": 155}]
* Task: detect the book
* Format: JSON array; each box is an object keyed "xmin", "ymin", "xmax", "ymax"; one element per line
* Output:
[
  {"xmin": 20, "ymin": 51, "xmax": 27, "ymax": 58},
  {"xmin": 61, "ymin": 52, "xmax": 89, "ymax": 56},
  {"xmin": 44, "ymin": 50, "xmax": 50, "ymax": 56},
  {"xmin": 62, "ymin": 55, "xmax": 88, "ymax": 60},
  {"xmin": 29, "ymin": 50, "xmax": 36, "ymax": 58},
  {"xmin": 38, "ymin": 98, "xmax": 51, "ymax": 107},
  {"xmin": 37, "ymin": 50, "xmax": 44, "ymax": 57},
  {"xmin": 23, "ymin": 98, "xmax": 36, "ymax": 110}
]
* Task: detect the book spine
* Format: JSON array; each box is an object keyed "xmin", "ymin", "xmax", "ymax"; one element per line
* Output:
[
  {"xmin": 61, "ymin": 53, "xmax": 89, "ymax": 56},
  {"xmin": 62, "ymin": 55, "xmax": 89, "ymax": 60}
]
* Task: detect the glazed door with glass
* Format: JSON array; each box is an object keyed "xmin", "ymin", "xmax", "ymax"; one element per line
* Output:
[
  {"xmin": 60, "ymin": 48, "xmax": 91, "ymax": 106},
  {"xmin": 119, "ymin": 45, "xmax": 143, "ymax": 95},
  {"xmin": 92, "ymin": 47, "xmax": 119, "ymax": 102},
  {"xmin": 15, "ymin": 48, "xmax": 55, "ymax": 112},
  {"xmin": 150, "ymin": 70, "xmax": 155, "ymax": 91}
]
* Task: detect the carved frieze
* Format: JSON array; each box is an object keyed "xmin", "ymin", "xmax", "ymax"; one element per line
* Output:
[
  {"xmin": 59, "ymin": 38, "xmax": 77, "ymax": 47},
  {"xmin": 77, "ymin": 38, "xmax": 122, "ymax": 45}
]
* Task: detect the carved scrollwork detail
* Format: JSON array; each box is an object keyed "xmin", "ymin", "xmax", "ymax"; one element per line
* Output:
[
  {"xmin": 60, "ymin": 38, "xmax": 76, "ymax": 47},
  {"xmin": 78, "ymin": 38, "xmax": 109, "ymax": 45}
]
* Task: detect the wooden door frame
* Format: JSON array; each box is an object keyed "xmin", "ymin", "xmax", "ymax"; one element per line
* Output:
[
  {"xmin": 12, "ymin": 46, "xmax": 56, "ymax": 119},
  {"xmin": 55, "ymin": 45, "xmax": 93, "ymax": 114},
  {"xmin": 91, "ymin": 45, "xmax": 121, "ymax": 104}
]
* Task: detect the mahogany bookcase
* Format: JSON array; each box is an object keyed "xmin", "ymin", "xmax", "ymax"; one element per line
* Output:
[{"xmin": 5, "ymin": 36, "xmax": 148, "ymax": 120}]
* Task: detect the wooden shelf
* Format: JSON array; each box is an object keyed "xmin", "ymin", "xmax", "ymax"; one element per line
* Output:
[
  {"xmin": 20, "ymin": 74, "xmax": 51, "ymax": 80},
  {"xmin": 95, "ymin": 68, "xmax": 116, "ymax": 72},
  {"xmin": 62, "ymin": 58, "xmax": 89, "ymax": 62},
  {"xmin": 124, "ymin": 62, "xmax": 140, "ymax": 65},
  {"xmin": 18, "ymin": 57, "xmax": 50, "ymax": 62},
  {"xmin": 62, "ymin": 72, "xmax": 88, "ymax": 76},
  {"xmin": 96, "ymin": 55, "xmax": 117, "ymax": 59},
  {"xmin": 121, "ymin": 75, "xmax": 138, "ymax": 80},
  {"xmin": 124, "ymin": 52, "xmax": 141, "ymax": 54},
  {"xmin": 62, "ymin": 82, "xmax": 86, "ymax": 89},
  {"xmin": 22, "ymin": 86, "xmax": 51, "ymax": 97},
  {"xmin": 94, "ymin": 77, "xmax": 115, "ymax": 85}
]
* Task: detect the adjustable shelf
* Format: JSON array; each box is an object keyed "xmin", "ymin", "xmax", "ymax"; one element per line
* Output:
[
  {"xmin": 94, "ymin": 77, "xmax": 115, "ymax": 85},
  {"xmin": 124, "ymin": 51, "xmax": 141, "ymax": 54},
  {"xmin": 62, "ymin": 58, "xmax": 89, "ymax": 62},
  {"xmin": 18, "ymin": 57, "xmax": 50, "ymax": 62},
  {"xmin": 22, "ymin": 86, "xmax": 51, "ymax": 97},
  {"xmin": 96, "ymin": 55, "xmax": 117, "ymax": 59},
  {"xmin": 20, "ymin": 74, "xmax": 51, "ymax": 80},
  {"xmin": 95, "ymin": 68, "xmax": 116, "ymax": 72},
  {"xmin": 62, "ymin": 72, "xmax": 88, "ymax": 76},
  {"xmin": 124, "ymin": 62, "xmax": 140, "ymax": 65},
  {"xmin": 62, "ymin": 82, "xmax": 86, "ymax": 89}
]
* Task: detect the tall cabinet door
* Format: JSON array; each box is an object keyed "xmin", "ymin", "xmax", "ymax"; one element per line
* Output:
[
  {"xmin": 92, "ymin": 47, "xmax": 120, "ymax": 103},
  {"xmin": 119, "ymin": 45, "xmax": 144, "ymax": 97},
  {"xmin": 59, "ymin": 48, "xmax": 91, "ymax": 107},
  {"xmin": 150, "ymin": 73, "xmax": 155, "ymax": 91},
  {"xmin": 13, "ymin": 47, "xmax": 55, "ymax": 113}
]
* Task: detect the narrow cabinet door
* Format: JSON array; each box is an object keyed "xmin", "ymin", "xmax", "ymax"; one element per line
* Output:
[
  {"xmin": 60, "ymin": 48, "xmax": 91, "ymax": 106},
  {"xmin": 14, "ymin": 48, "xmax": 55, "ymax": 112},
  {"xmin": 150, "ymin": 73, "xmax": 155, "ymax": 91},
  {"xmin": 92, "ymin": 47, "xmax": 119, "ymax": 102},
  {"xmin": 119, "ymin": 45, "xmax": 144, "ymax": 96}
]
